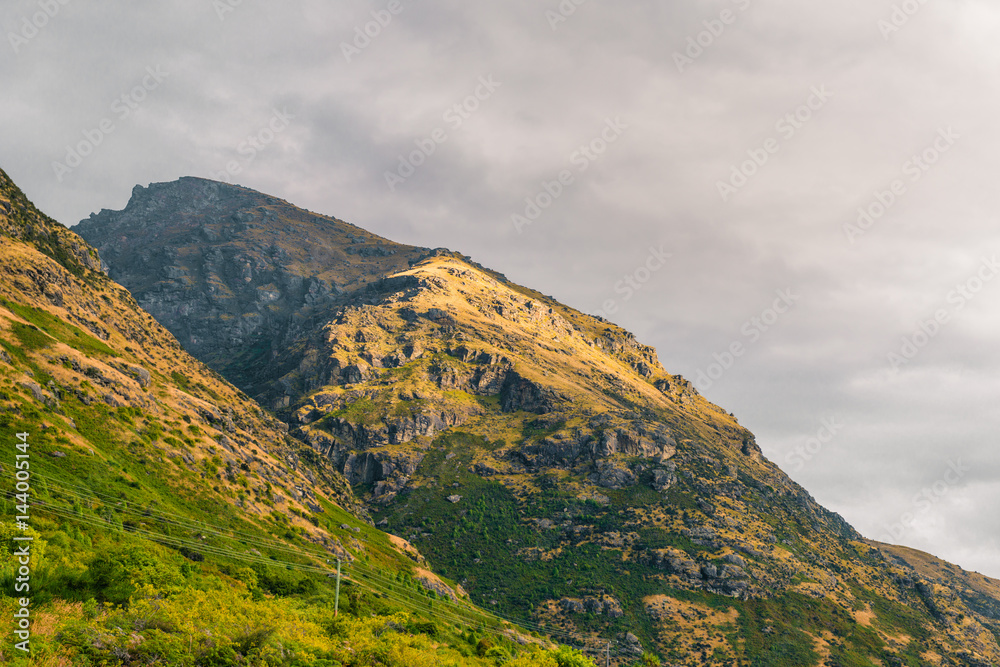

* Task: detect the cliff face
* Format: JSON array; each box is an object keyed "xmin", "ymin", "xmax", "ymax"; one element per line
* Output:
[{"xmin": 78, "ymin": 177, "xmax": 1000, "ymax": 665}]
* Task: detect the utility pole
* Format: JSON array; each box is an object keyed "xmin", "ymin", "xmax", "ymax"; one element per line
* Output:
[{"xmin": 334, "ymin": 558, "xmax": 342, "ymax": 617}]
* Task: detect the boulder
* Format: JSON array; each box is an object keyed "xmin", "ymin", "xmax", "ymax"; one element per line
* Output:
[
  {"xmin": 20, "ymin": 381, "xmax": 45, "ymax": 402},
  {"xmin": 724, "ymin": 553, "xmax": 746, "ymax": 567},
  {"xmin": 589, "ymin": 459, "xmax": 636, "ymax": 489},
  {"xmin": 621, "ymin": 632, "xmax": 643, "ymax": 656},
  {"xmin": 651, "ymin": 468, "xmax": 677, "ymax": 492}
]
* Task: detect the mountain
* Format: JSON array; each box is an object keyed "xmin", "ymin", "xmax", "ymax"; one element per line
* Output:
[
  {"xmin": 0, "ymin": 168, "xmax": 573, "ymax": 667},
  {"xmin": 75, "ymin": 178, "xmax": 431, "ymax": 410},
  {"xmin": 77, "ymin": 176, "xmax": 1000, "ymax": 666}
]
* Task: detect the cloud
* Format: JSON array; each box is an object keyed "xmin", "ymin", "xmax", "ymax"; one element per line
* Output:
[{"xmin": 2, "ymin": 0, "xmax": 999, "ymax": 576}]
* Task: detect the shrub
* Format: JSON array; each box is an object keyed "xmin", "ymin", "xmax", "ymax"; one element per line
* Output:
[{"xmin": 87, "ymin": 543, "xmax": 183, "ymax": 604}]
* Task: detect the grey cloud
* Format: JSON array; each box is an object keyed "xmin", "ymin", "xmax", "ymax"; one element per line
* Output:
[{"xmin": 2, "ymin": 0, "xmax": 999, "ymax": 576}]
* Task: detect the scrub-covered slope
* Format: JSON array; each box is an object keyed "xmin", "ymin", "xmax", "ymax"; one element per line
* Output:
[{"xmin": 80, "ymin": 177, "xmax": 1000, "ymax": 666}]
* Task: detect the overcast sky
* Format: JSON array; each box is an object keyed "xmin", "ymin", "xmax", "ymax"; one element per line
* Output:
[{"xmin": 3, "ymin": 0, "xmax": 999, "ymax": 577}]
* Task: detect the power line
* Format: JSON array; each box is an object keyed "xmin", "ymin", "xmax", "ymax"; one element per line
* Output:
[
  {"xmin": 26, "ymin": 473, "xmax": 351, "ymax": 566},
  {"xmin": 30, "ymin": 470, "xmax": 315, "ymax": 553},
  {"xmin": 20, "ymin": 478, "xmax": 622, "ymax": 656}
]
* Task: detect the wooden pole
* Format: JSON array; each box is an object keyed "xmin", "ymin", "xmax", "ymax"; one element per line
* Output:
[{"xmin": 334, "ymin": 558, "xmax": 342, "ymax": 617}]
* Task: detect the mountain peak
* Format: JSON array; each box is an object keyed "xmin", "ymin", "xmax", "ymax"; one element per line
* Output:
[{"xmin": 75, "ymin": 177, "xmax": 434, "ymax": 405}]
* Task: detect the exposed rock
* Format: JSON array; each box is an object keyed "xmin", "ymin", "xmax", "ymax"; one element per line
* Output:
[
  {"xmin": 415, "ymin": 573, "xmax": 458, "ymax": 601},
  {"xmin": 499, "ymin": 372, "xmax": 552, "ymax": 413},
  {"xmin": 594, "ymin": 425, "xmax": 676, "ymax": 461},
  {"xmin": 645, "ymin": 548, "xmax": 702, "ymax": 580},
  {"xmin": 589, "ymin": 459, "xmax": 636, "ymax": 489},
  {"xmin": 518, "ymin": 433, "xmax": 591, "ymax": 468},
  {"xmin": 724, "ymin": 553, "xmax": 746, "ymax": 567},
  {"xmin": 20, "ymin": 381, "xmax": 45, "ymax": 402},
  {"xmin": 560, "ymin": 595, "xmax": 623, "ymax": 618},
  {"xmin": 217, "ymin": 434, "xmax": 236, "ymax": 453},
  {"xmin": 473, "ymin": 460, "xmax": 501, "ymax": 476},
  {"xmin": 74, "ymin": 177, "xmax": 428, "ymax": 409},
  {"xmin": 342, "ymin": 363, "xmax": 370, "ymax": 384},
  {"xmin": 651, "ymin": 468, "xmax": 677, "ymax": 492},
  {"xmin": 684, "ymin": 526, "xmax": 719, "ymax": 547},
  {"xmin": 425, "ymin": 308, "xmax": 454, "ymax": 324},
  {"xmin": 129, "ymin": 365, "xmax": 151, "ymax": 388},
  {"xmin": 620, "ymin": 632, "xmax": 643, "ymax": 656},
  {"xmin": 560, "ymin": 598, "xmax": 585, "ymax": 614}
]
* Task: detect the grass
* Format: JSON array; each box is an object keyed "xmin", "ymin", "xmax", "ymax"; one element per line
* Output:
[{"xmin": 1, "ymin": 299, "xmax": 118, "ymax": 357}]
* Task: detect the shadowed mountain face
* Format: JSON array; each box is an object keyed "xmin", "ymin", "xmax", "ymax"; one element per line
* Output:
[
  {"xmin": 75, "ymin": 177, "xmax": 431, "ymax": 409},
  {"xmin": 78, "ymin": 177, "xmax": 1000, "ymax": 665}
]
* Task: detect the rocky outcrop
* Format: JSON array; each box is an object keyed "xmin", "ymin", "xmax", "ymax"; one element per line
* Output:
[
  {"xmin": 499, "ymin": 371, "xmax": 553, "ymax": 413},
  {"xmin": 515, "ymin": 419, "xmax": 678, "ymax": 472},
  {"xmin": 518, "ymin": 433, "xmax": 592, "ymax": 468},
  {"xmin": 559, "ymin": 594, "xmax": 623, "ymax": 618},
  {"xmin": 589, "ymin": 459, "xmax": 636, "ymax": 489},
  {"xmin": 651, "ymin": 466, "xmax": 677, "ymax": 492},
  {"xmin": 643, "ymin": 547, "xmax": 750, "ymax": 598},
  {"xmin": 313, "ymin": 409, "xmax": 474, "ymax": 450},
  {"xmin": 619, "ymin": 632, "xmax": 643, "ymax": 657},
  {"xmin": 592, "ymin": 424, "xmax": 676, "ymax": 461},
  {"xmin": 302, "ymin": 427, "xmax": 424, "ymax": 499}
]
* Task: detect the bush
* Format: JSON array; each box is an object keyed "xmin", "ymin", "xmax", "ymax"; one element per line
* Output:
[
  {"xmin": 87, "ymin": 543, "xmax": 183, "ymax": 604},
  {"xmin": 551, "ymin": 645, "xmax": 599, "ymax": 667}
]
